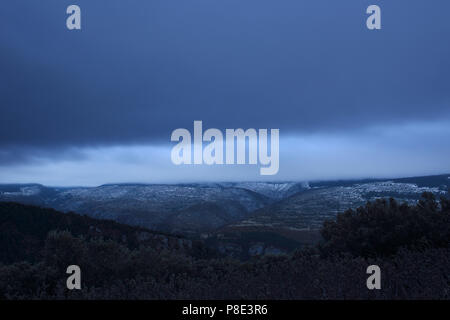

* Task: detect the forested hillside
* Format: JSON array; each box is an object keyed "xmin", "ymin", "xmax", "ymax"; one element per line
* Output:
[{"xmin": 0, "ymin": 194, "xmax": 449, "ymax": 299}]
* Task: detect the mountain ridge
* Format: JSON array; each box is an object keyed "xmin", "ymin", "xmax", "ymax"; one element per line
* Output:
[{"xmin": 0, "ymin": 174, "xmax": 448, "ymax": 237}]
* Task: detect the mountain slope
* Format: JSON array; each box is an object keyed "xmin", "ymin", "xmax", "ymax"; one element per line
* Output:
[
  {"xmin": 0, "ymin": 175, "xmax": 448, "ymax": 236},
  {"xmin": 0, "ymin": 202, "xmax": 196, "ymax": 264},
  {"xmin": 236, "ymin": 178, "xmax": 449, "ymax": 230},
  {"xmin": 0, "ymin": 184, "xmax": 274, "ymax": 233}
]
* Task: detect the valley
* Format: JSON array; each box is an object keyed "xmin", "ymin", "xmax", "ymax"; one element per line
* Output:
[{"xmin": 0, "ymin": 174, "xmax": 448, "ymax": 259}]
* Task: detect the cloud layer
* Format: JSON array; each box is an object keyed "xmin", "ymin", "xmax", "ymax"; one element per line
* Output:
[
  {"xmin": 1, "ymin": 1, "xmax": 449, "ymax": 184},
  {"xmin": 1, "ymin": 120, "xmax": 449, "ymax": 186}
]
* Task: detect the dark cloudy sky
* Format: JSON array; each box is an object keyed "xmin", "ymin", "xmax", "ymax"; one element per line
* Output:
[{"xmin": 1, "ymin": 0, "xmax": 450, "ymax": 186}]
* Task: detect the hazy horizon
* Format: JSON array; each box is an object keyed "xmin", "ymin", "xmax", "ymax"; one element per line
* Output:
[{"xmin": 1, "ymin": 171, "xmax": 449, "ymax": 188}]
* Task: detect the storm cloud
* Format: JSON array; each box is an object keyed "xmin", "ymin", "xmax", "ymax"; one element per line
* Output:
[{"xmin": 1, "ymin": 0, "xmax": 449, "ymax": 184}]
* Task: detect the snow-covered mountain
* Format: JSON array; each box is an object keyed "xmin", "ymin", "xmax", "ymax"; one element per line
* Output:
[
  {"xmin": 235, "ymin": 180, "xmax": 449, "ymax": 230},
  {"xmin": 218, "ymin": 182, "xmax": 309, "ymax": 200},
  {"xmin": 0, "ymin": 183, "xmax": 275, "ymax": 233},
  {"xmin": 0, "ymin": 175, "xmax": 448, "ymax": 236}
]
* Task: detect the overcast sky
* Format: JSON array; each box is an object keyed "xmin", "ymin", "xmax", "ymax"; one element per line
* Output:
[{"xmin": 1, "ymin": 0, "xmax": 449, "ymax": 186}]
